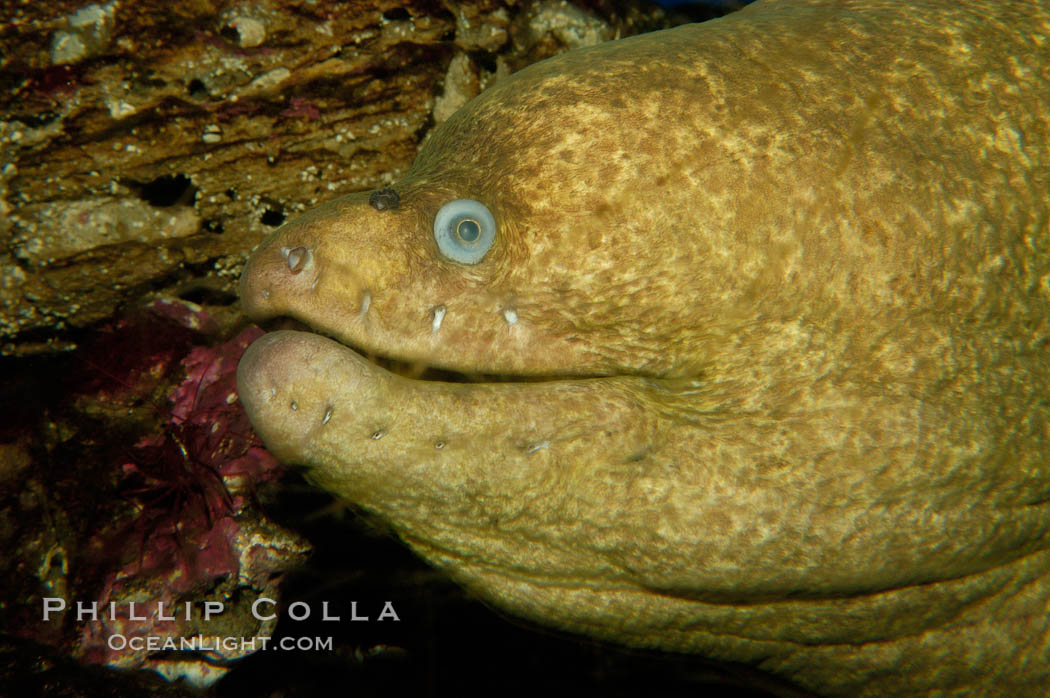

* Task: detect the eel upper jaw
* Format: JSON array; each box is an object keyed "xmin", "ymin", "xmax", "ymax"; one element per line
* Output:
[
  {"xmin": 239, "ymin": 242, "xmax": 626, "ymax": 384},
  {"xmin": 238, "ymin": 208, "xmax": 638, "ymax": 380}
]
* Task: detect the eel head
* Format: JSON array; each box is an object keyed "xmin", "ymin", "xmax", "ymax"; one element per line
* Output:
[{"xmin": 236, "ymin": 17, "xmax": 1050, "ymax": 695}]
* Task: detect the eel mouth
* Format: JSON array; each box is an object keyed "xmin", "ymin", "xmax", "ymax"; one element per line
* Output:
[{"xmin": 256, "ymin": 316, "xmax": 581, "ymax": 385}]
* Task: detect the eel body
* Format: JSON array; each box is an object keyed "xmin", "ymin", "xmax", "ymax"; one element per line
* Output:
[{"xmin": 236, "ymin": 0, "xmax": 1050, "ymax": 694}]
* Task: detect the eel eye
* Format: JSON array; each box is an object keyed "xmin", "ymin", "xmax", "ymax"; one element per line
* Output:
[
  {"xmin": 456, "ymin": 219, "xmax": 480, "ymax": 243},
  {"xmin": 433, "ymin": 199, "xmax": 496, "ymax": 264}
]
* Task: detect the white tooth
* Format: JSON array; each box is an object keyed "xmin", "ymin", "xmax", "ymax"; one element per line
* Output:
[
  {"xmin": 432, "ymin": 305, "xmax": 446, "ymax": 333},
  {"xmin": 526, "ymin": 440, "xmax": 550, "ymax": 454},
  {"xmin": 361, "ymin": 291, "xmax": 371, "ymax": 317},
  {"xmin": 503, "ymin": 308, "xmax": 518, "ymax": 325}
]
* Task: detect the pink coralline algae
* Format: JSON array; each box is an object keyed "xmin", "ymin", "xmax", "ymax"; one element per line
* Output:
[
  {"xmin": 167, "ymin": 324, "xmax": 282, "ymax": 499},
  {"xmin": 280, "ymin": 97, "xmax": 321, "ymax": 121},
  {"xmin": 72, "ymin": 301, "xmax": 307, "ymax": 687}
]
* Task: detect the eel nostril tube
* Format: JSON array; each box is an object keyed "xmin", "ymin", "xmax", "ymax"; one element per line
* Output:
[{"xmin": 281, "ymin": 246, "xmax": 313, "ymax": 274}]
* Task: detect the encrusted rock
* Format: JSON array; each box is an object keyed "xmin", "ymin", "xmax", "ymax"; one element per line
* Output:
[
  {"xmin": 0, "ymin": 0, "xmax": 667, "ymax": 354},
  {"xmin": 12, "ymin": 196, "xmax": 200, "ymax": 265}
]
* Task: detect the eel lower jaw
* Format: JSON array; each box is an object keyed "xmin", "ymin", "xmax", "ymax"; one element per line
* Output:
[{"xmin": 236, "ymin": 328, "xmax": 656, "ymax": 479}]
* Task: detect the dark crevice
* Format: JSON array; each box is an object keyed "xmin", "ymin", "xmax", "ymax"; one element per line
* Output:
[
  {"xmin": 12, "ymin": 110, "xmax": 61, "ymax": 128},
  {"xmin": 186, "ymin": 78, "xmax": 207, "ymax": 98},
  {"xmin": 176, "ymin": 284, "xmax": 238, "ymax": 307},
  {"xmin": 219, "ymin": 25, "xmax": 241, "ymax": 44},
  {"xmin": 260, "ymin": 208, "xmax": 285, "ymax": 227},
  {"xmin": 661, "ymin": 0, "xmax": 756, "ymax": 23},
  {"xmin": 382, "ymin": 7, "xmax": 411, "ymax": 21},
  {"xmin": 471, "ymin": 50, "xmax": 499, "ymax": 74},
  {"xmin": 126, "ymin": 174, "xmax": 197, "ymax": 208}
]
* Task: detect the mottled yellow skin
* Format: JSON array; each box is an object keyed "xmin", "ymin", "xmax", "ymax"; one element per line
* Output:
[{"xmin": 237, "ymin": 0, "xmax": 1050, "ymax": 695}]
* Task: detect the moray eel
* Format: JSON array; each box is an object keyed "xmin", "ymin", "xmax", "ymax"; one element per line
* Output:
[{"xmin": 236, "ymin": 0, "xmax": 1050, "ymax": 694}]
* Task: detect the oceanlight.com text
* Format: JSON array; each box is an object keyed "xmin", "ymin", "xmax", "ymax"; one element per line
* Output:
[{"xmin": 107, "ymin": 634, "xmax": 335, "ymax": 652}]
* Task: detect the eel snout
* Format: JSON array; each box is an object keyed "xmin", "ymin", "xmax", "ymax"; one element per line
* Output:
[
  {"xmin": 238, "ymin": 239, "xmax": 319, "ymax": 322},
  {"xmin": 236, "ymin": 195, "xmax": 366, "ymax": 328},
  {"xmin": 236, "ymin": 330, "xmax": 384, "ymax": 463}
]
